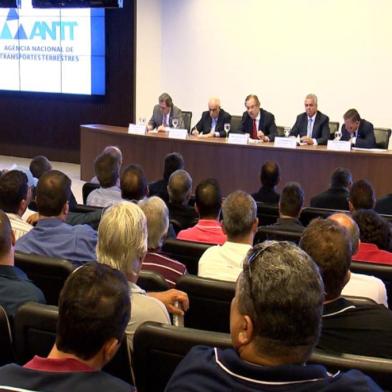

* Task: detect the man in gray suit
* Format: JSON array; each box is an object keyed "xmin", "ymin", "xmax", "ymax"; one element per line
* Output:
[{"xmin": 148, "ymin": 93, "xmax": 184, "ymax": 132}]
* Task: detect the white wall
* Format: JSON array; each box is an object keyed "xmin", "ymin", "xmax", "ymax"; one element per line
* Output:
[{"xmin": 137, "ymin": 0, "xmax": 392, "ymax": 128}]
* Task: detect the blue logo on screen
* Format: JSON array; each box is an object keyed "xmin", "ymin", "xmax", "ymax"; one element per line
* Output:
[{"xmin": 0, "ymin": 9, "xmax": 77, "ymax": 40}]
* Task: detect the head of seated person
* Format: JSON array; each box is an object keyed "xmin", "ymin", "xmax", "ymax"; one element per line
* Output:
[
  {"xmin": 331, "ymin": 167, "xmax": 352, "ymax": 190},
  {"xmin": 195, "ymin": 178, "xmax": 222, "ymax": 220},
  {"xmin": 167, "ymin": 169, "xmax": 192, "ymax": 206},
  {"xmin": 349, "ymin": 179, "xmax": 375, "ymax": 212},
  {"xmin": 328, "ymin": 213, "xmax": 360, "ymax": 255},
  {"xmin": 36, "ymin": 170, "xmax": 71, "ymax": 220},
  {"xmin": 139, "ymin": 196, "xmax": 169, "ymax": 251},
  {"xmin": 163, "ymin": 152, "xmax": 184, "ymax": 182},
  {"xmin": 94, "ymin": 152, "xmax": 120, "ymax": 189},
  {"xmin": 260, "ymin": 160, "xmax": 280, "ymax": 190},
  {"xmin": 353, "ymin": 209, "xmax": 392, "ymax": 251},
  {"xmin": 102, "ymin": 145, "xmax": 123, "ymax": 168},
  {"xmin": 29, "ymin": 156, "xmax": 52, "ymax": 180},
  {"xmin": 121, "ymin": 164, "xmax": 148, "ymax": 202},
  {"xmin": 300, "ymin": 218, "xmax": 351, "ymax": 302},
  {"xmin": 279, "ymin": 182, "xmax": 304, "ymax": 219},
  {"xmin": 222, "ymin": 191, "xmax": 258, "ymax": 244},
  {"xmin": 0, "ymin": 170, "xmax": 31, "ymax": 217},
  {"xmin": 232, "ymin": 241, "xmax": 323, "ymax": 366}
]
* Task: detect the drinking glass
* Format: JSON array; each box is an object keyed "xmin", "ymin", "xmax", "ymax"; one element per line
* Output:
[
  {"xmin": 172, "ymin": 118, "xmax": 179, "ymax": 128},
  {"xmin": 224, "ymin": 123, "xmax": 231, "ymax": 138}
]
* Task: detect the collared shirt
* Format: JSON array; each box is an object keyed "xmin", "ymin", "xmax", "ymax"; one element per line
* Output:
[
  {"xmin": 6, "ymin": 213, "xmax": 33, "ymax": 240},
  {"xmin": 86, "ymin": 186, "xmax": 122, "ymax": 207},
  {"xmin": 210, "ymin": 116, "xmax": 218, "ymax": 132},
  {"xmin": 15, "ymin": 218, "xmax": 97, "ymax": 266},
  {"xmin": 25, "ymin": 356, "xmax": 94, "ymax": 372},
  {"xmin": 353, "ymin": 242, "xmax": 392, "ymax": 265},
  {"xmin": 142, "ymin": 251, "xmax": 187, "ymax": 288},
  {"xmin": 307, "ymin": 113, "xmax": 318, "ymax": 145},
  {"xmin": 177, "ymin": 219, "xmax": 227, "ymax": 245},
  {"xmin": 165, "ymin": 346, "xmax": 382, "ymax": 391},
  {"xmin": 0, "ymin": 265, "xmax": 45, "ymax": 318},
  {"xmin": 126, "ymin": 281, "xmax": 170, "ymax": 350},
  {"xmin": 198, "ymin": 241, "xmax": 252, "ymax": 281}
]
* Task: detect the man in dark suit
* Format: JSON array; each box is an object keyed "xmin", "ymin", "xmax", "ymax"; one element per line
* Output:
[
  {"xmin": 191, "ymin": 97, "xmax": 231, "ymax": 138},
  {"xmin": 310, "ymin": 167, "xmax": 352, "ymax": 210},
  {"xmin": 238, "ymin": 94, "xmax": 277, "ymax": 141},
  {"xmin": 289, "ymin": 94, "xmax": 330, "ymax": 145},
  {"xmin": 252, "ymin": 160, "xmax": 280, "ymax": 204},
  {"xmin": 375, "ymin": 193, "xmax": 392, "ymax": 215},
  {"xmin": 148, "ymin": 92, "xmax": 184, "ymax": 132},
  {"xmin": 340, "ymin": 108, "xmax": 376, "ymax": 148}
]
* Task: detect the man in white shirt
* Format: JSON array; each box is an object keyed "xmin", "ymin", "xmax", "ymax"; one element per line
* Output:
[
  {"xmin": 0, "ymin": 170, "xmax": 33, "ymax": 240},
  {"xmin": 198, "ymin": 191, "xmax": 258, "ymax": 281}
]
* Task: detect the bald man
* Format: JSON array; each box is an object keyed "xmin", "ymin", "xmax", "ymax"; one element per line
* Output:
[{"xmin": 191, "ymin": 97, "xmax": 232, "ymax": 138}]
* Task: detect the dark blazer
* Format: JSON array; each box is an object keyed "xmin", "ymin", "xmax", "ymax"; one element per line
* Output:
[
  {"xmin": 238, "ymin": 109, "xmax": 277, "ymax": 141},
  {"xmin": 252, "ymin": 186, "xmax": 280, "ymax": 205},
  {"xmin": 193, "ymin": 109, "xmax": 231, "ymax": 137},
  {"xmin": 290, "ymin": 111, "xmax": 330, "ymax": 145},
  {"xmin": 148, "ymin": 104, "xmax": 184, "ymax": 129},
  {"xmin": 310, "ymin": 187, "xmax": 350, "ymax": 211},
  {"xmin": 267, "ymin": 217, "xmax": 304, "ymax": 233},
  {"xmin": 375, "ymin": 194, "xmax": 392, "ymax": 215},
  {"xmin": 149, "ymin": 179, "xmax": 169, "ymax": 204},
  {"xmin": 341, "ymin": 119, "xmax": 376, "ymax": 148}
]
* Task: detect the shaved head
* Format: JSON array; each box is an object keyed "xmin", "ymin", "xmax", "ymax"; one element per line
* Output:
[{"xmin": 328, "ymin": 213, "xmax": 360, "ymax": 255}]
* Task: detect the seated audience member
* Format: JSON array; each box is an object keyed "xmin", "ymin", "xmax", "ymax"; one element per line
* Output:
[
  {"xmin": 251, "ymin": 160, "xmax": 280, "ymax": 204},
  {"xmin": 328, "ymin": 213, "xmax": 388, "ymax": 306},
  {"xmin": 265, "ymin": 182, "xmax": 304, "ymax": 233},
  {"xmin": 87, "ymin": 152, "xmax": 122, "ymax": 207},
  {"xmin": 349, "ymin": 179, "xmax": 376, "ymax": 211},
  {"xmin": 0, "ymin": 170, "xmax": 33, "ymax": 240},
  {"xmin": 0, "ymin": 263, "xmax": 134, "ymax": 391},
  {"xmin": 29, "ymin": 155, "xmax": 52, "ymax": 180},
  {"xmin": 198, "ymin": 191, "xmax": 257, "ymax": 281},
  {"xmin": 167, "ymin": 169, "xmax": 198, "ymax": 232},
  {"xmin": 375, "ymin": 191, "xmax": 392, "ymax": 215},
  {"xmin": 238, "ymin": 94, "xmax": 277, "ymax": 141},
  {"xmin": 139, "ymin": 196, "xmax": 186, "ymax": 287},
  {"xmin": 16, "ymin": 170, "xmax": 97, "ymax": 266},
  {"xmin": 0, "ymin": 211, "xmax": 45, "ymax": 319},
  {"xmin": 166, "ymin": 241, "xmax": 382, "ymax": 391},
  {"xmin": 289, "ymin": 93, "xmax": 330, "ymax": 145},
  {"xmin": 191, "ymin": 97, "xmax": 231, "ymax": 138},
  {"xmin": 148, "ymin": 92, "xmax": 184, "ymax": 132},
  {"xmin": 352, "ymin": 209, "xmax": 392, "ymax": 264},
  {"xmin": 90, "ymin": 145, "xmax": 122, "ymax": 187},
  {"xmin": 340, "ymin": 108, "xmax": 376, "ymax": 148},
  {"xmin": 177, "ymin": 178, "xmax": 226, "ymax": 244},
  {"xmin": 149, "ymin": 152, "xmax": 184, "ymax": 203},
  {"xmin": 120, "ymin": 164, "xmax": 148, "ymax": 202},
  {"xmin": 96, "ymin": 201, "xmax": 189, "ymax": 349},
  {"xmin": 300, "ymin": 218, "xmax": 392, "ymax": 358},
  {"xmin": 310, "ymin": 167, "xmax": 352, "ymax": 210}
]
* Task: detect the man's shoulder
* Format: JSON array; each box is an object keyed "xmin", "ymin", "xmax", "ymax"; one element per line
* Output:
[
  {"xmin": 360, "ymin": 119, "xmax": 374, "ymax": 131},
  {"xmin": 261, "ymin": 108, "xmax": 275, "ymax": 118},
  {"xmin": 316, "ymin": 111, "xmax": 329, "ymax": 122}
]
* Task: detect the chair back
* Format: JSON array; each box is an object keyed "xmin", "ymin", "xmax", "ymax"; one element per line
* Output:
[
  {"xmin": 14, "ymin": 252, "xmax": 75, "ymax": 306},
  {"xmin": 82, "ymin": 182, "xmax": 100, "ymax": 204},
  {"xmin": 0, "ymin": 305, "xmax": 14, "ymax": 365},
  {"xmin": 133, "ymin": 322, "xmax": 231, "ymax": 392},
  {"xmin": 182, "ymin": 111, "xmax": 192, "ymax": 132},
  {"xmin": 138, "ymin": 270, "xmax": 169, "ymax": 292},
  {"xmin": 14, "ymin": 302, "xmax": 133, "ymax": 384},
  {"xmin": 254, "ymin": 226, "xmax": 302, "ymax": 244},
  {"xmin": 256, "ymin": 202, "xmax": 279, "ymax": 226},
  {"xmin": 276, "ymin": 125, "xmax": 285, "ymax": 136},
  {"xmin": 309, "ymin": 349, "xmax": 392, "ymax": 390},
  {"xmin": 161, "ymin": 239, "xmax": 212, "ymax": 275},
  {"xmin": 299, "ymin": 207, "xmax": 346, "ymax": 226},
  {"xmin": 176, "ymin": 274, "xmax": 235, "ymax": 332},
  {"xmin": 329, "ymin": 121, "xmax": 340, "ymax": 139},
  {"xmin": 230, "ymin": 115, "xmax": 242, "ymax": 133},
  {"xmin": 374, "ymin": 128, "xmax": 391, "ymax": 149}
]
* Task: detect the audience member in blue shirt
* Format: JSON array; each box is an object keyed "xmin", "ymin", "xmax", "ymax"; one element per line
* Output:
[
  {"xmin": 0, "ymin": 211, "xmax": 45, "ymax": 319},
  {"xmin": 16, "ymin": 170, "xmax": 97, "ymax": 265}
]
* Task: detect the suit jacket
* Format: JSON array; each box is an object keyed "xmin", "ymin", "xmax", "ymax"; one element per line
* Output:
[
  {"xmin": 267, "ymin": 217, "xmax": 304, "ymax": 233},
  {"xmin": 148, "ymin": 104, "xmax": 184, "ymax": 129},
  {"xmin": 149, "ymin": 178, "xmax": 169, "ymax": 203},
  {"xmin": 341, "ymin": 119, "xmax": 376, "ymax": 148},
  {"xmin": 290, "ymin": 111, "xmax": 330, "ymax": 145},
  {"xmin": 375, "ymin": 194, "xmax": 392, "ymax": 215},
  {"xmin": 238, "ymin": 109, "xmax": 277, "ymax": 141},
  {"xmin": 193, "ymin": 109, "xmax": 232, "ymax": 137},
  {"xmin": 310, "ymin": 187, "xmax": 350, "ymax": 211},
  {"xmin": 252, "ymin": 186, "xmax": 280, "ymax": 205}
]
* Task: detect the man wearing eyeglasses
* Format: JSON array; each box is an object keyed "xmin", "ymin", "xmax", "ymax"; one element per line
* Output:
[
  {"xmin": 191, "ymin": 97, "xmax": 231, "ymax": 138},
  {"xmin": 166, "ymin": 241, "xmax": 382, "ymax": 391}
]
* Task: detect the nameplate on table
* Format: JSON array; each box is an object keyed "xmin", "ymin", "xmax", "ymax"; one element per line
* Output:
[
  {"xmin": 327, "ymin": 140, "xmax": 351, "ymax": 152},
  {"xmin": 128, "ymin": 124, "xmax": 146, "ymax": 135},
  {"xmin": 228, "ymin": 134, "xmax": 249, "ymax": 145},
  {"xmin": 169, "ymin": 128, "xmax": 188, "ymax": 140},
  {"xmin": 274, "ymin": 137, "xmax": 297, "ymax": 149}
]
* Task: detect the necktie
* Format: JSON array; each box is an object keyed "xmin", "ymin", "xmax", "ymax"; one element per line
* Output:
[
  {"xmin": 307, "ymin": 118, "xmax": 313, "ymax": 138},
  {"xmin": 252, "ymin": 119, "xmax": 257, "ymax": 139}
]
